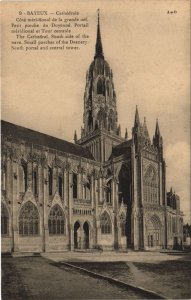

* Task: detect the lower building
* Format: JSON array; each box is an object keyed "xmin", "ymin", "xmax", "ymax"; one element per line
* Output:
[{"xmin": 1, "ymin": 119, "xmax": 184, "ymax": 253}]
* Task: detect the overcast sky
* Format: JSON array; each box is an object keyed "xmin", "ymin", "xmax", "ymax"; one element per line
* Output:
[{"xmin": 2, "ymin": 0, "xmax": 190, "ymax": 223}]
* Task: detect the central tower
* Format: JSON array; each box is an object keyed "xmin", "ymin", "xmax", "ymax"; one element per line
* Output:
[{"xmin": 76, "ymin": 12, "xmax": 125, "ymax": 162}]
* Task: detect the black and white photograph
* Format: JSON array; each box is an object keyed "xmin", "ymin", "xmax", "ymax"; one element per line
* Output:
[{"xmin": 1, "ymin": 0, "xmax": 190, "ymax": 299}]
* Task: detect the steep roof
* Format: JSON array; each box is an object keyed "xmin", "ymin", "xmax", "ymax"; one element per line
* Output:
[
  {"xmin": 110, "ymin": 139, "xmax": 132, "ymax": 158},
  {"xmin": 1, "ymin": 120, "xmax": 94, "ymax": 160}
]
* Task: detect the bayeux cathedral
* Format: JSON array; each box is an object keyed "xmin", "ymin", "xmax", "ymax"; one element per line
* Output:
[{"xmin": 1, "ymin": 13, "xmax": 183, "ymax": 253}]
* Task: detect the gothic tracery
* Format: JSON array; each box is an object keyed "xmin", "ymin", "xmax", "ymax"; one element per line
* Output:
[
  {"xmin": 143, "ymin": 165, "xmax": 158, "ymax": 204},
  {"xmin": 19, "ymin": 201, "xmax": 39, "ymax": 235}
]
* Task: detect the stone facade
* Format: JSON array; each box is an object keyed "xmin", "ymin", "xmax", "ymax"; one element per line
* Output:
[{"xmin": 1, "ymin": 13, "xmax": 183, "ymax": 253}]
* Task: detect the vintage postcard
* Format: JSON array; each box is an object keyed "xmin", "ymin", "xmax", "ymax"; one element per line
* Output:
[{"xmin": 1, "ymin": 0, "xmax": 190, "ymax": 299}]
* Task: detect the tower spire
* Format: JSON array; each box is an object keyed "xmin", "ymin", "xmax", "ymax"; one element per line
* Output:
[
  {"xmin": 94, "ymin": 9, "xmax": 104, "ymax": 59},
  {"xmin": 134, "ymin": 105, "xmax": 141, "ymax": 127},
  {"xmin": 155, "ymin": 118, "xmax": 160, "ymax": 136},
  {"xmin": 153, "ymin": 118, "xmax": 163, "ymax": 158},
  {"xmin": 142, "ymin": 117, "xmax": 150, "ymax": 140}
]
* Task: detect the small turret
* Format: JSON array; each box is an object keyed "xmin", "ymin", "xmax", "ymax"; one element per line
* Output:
[
  {"xmin": 132, "ymin": 105, "xmax": 142, "ymax": 140},
  {"xmin": 170, "ymin": 186, "xmax": 173, "ymax": 194},
  {"xmin": 153, "ymin": 118, "xmax": 163, "ymax": 159},
  {"xmin": 153, "ymin": 119, "xmax": 163, "ymax": 147},
  {"xmin": 74, "ymin": 130, "xmax": 77, "ymax": 143},
  {"xmin": 125, "ymin": 128, "xmax": 128, "ymax": 140},
  {"xmin": 132, "ymin": 106, "xmax": 142, "ymax": 150},
  {"xmin": 117, "ymin": 124, "xmax": 121, "ymax": 136},
  {"xmin": 142, "ymin": 117, "xmax": 150, "ymax": 142}
]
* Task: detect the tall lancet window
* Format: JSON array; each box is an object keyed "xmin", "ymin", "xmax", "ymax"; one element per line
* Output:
[
  {"xmin": 106, "ymin": 84, "xmax": 110, "ymax": 98},
  {"xmin": 100, "ymin": 212, "xmax": 112, "ymax": 234},
  {"xmin": 1, "ymin": 203, "xmax": 9, "ymax": 235},
  {"xmin": 97, "ymin": 78, "xmax": 105, "ymax": 95},
  {"xmin": 33, "ymin": 167, "xmax": 38, "ymax": 196},
  {"xmin": 48, "ymin": 205, "xmax": 65, "ymax": 235},
  {"xmin": 19, "ymin": 201, "xmax": 39, "ymax": 235},
  {"xmin": 58, "ymin": 174, "xmax": 64, "ymax": 198},
  {"xmin": 120, "ymin": 213, "xmax": 126, "ymax": 237},
  {"xmin": 108, "ymin": 110, "xmax": 114, "ymax": 131},
  {"xmin": 106, "ymin": 180, "xmax": 112, "ymax": 204},
  {"xmin": 143, "ymin": 165, "xmax": 158, "ymax": 204},
  {"xmin": 84, "ymin": 178, "xmax": 91, "ymax": 200},
  {"xmin": 19, "ymin": 162, "xmax": 27, "ymax": 193},
  {"xmin": 73, "ymin": 173, "xmax": 77, "ymax": 199}
]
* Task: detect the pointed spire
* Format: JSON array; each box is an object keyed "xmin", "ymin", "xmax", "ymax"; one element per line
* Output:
[
  {"xmin": 117, "ymin": 124, "xmax": 121, "ymax": 136},
  {"xmin": 153, "ymin": 118, "xmax": 163, "ymax": 150},
  {"xmin": 94, "ymin": 9, "xmax": 104, "ymax": 59},
  {"xmin": 134, "ymin": 105, "xmax": 141, "ymax": 127},
  {"xmin": 155, "ymin": 118, "xmax": 160, "ymax": 137},
  {"xmin": 125, "ymin": 128, "xmax": 128, "ymax": 139},
  {"xmin": 74, "ymin": 130, "xmax": 77, "ymax": 143},
  {"xmin": 170, "ymin": 186, "xmax": 173, "ymax": 194},
  {"xmin": 142, "ymin": 117, "xmax": 150, "ymax": 140}
]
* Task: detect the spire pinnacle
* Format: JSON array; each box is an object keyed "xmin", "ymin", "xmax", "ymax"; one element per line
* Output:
[
  {"xmin": 153, "ymin": 118, "xmax": 163, "ymax": 151},
  {"xmin": 117, "ymin": 124, "xmax": 121, "ymax": 136},
  {"xmin": 125, "ymin": 128, "xmax": 128, "ymax": 139},
  {"xmin": 142, "ymin": 117, "xmax": 150, "ymax": 140},
  {"xmin": 74, "ymin": 130, "xmax": 77, "ymax": 143},
  {"xmin": 94, "ymin": 9, "xmax": 104, "ymax": 59},
  {"xmin": 134, "ymin": 105, "xmax": 141, "ymax": 127},
  {"xmin": 155, "ymin": 118, "xmax": 160, "ymax": 136}
]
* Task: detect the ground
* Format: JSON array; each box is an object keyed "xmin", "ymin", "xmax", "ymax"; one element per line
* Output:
[
  {"xmin": 1, "ymin": 255, "xmax": 145, "ymax": 300},
  {"xmin": 2, "ymin": 251, "xmax": 191, "ymax": 299}
]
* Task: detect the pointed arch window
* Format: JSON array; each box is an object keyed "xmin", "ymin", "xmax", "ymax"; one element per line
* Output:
[
  {"xmin": 106, "ymin": 83, "xmax": 110, "ymax": 98},
  {"xmin": 119, "ymin": 213, "xmax": 126, "ymax": 237},
  {"xmin": 33, "ymin": 168, "xmax": 38, "ymax": 196},
  {"xmin": 1, "ymin": 203, "xmax": 9, "ymax": 235},
  {"xmin": 106, "ymin": 180, "xmax": 112, "ymax": 204},
  {"xmin": 58, "ymin": 174, "xmax": 64, "ymax": 198},
  {"xmin": 147, "ymin": 215, "xmax": 161, "ymax": 247},
  {"xmin": 84, "ymin": 178, "xmax": 91, "ymax": 200},
  {"xmin": 172, "ymin": 196, "xmax": 177, "ymax": 210},
  {"xmin": 48, "ymin": 205, "xmax": 65, "ymax": 235},
  {"xmin": 97, "ymin": 78, "xmax": 105, "ymax": 95},
  {"xmin": 118, "ymin": 164, "xmax": 131, "ymax": 206},
  {"xmin": 143, "ymin": 165, "xmax": 158, "ymax": 204},
  {"xmin": 100, "ymin": 212, "xmax": 112, "ymax": 234},
  {"xmin": 97, "ymin": 108, "xmax": 107, "ymax": 129},
  {"xmin": 108, "ymin": 110, "xmax": 114, "ymax": 131},
  {"xmin": 19, "ymin": 201, "xmax": 39, "ymax": 235},
  {"xmin": 19, "ymin": 162, "xmax": 27, "ymax": 193}
]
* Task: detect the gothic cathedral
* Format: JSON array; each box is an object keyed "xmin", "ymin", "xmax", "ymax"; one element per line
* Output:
[{"xmin": 1, "ymin": 13, "xmax": 183, "ymax": 253}]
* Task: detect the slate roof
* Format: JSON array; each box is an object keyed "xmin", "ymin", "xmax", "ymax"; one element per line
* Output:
[
  {"xmin": 1, "ymin": 120, "xmax": 94, "ymax": 160},
  {"xmin": 110, "ymin": 139, "xmax": 132, "ymax": 158}
]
